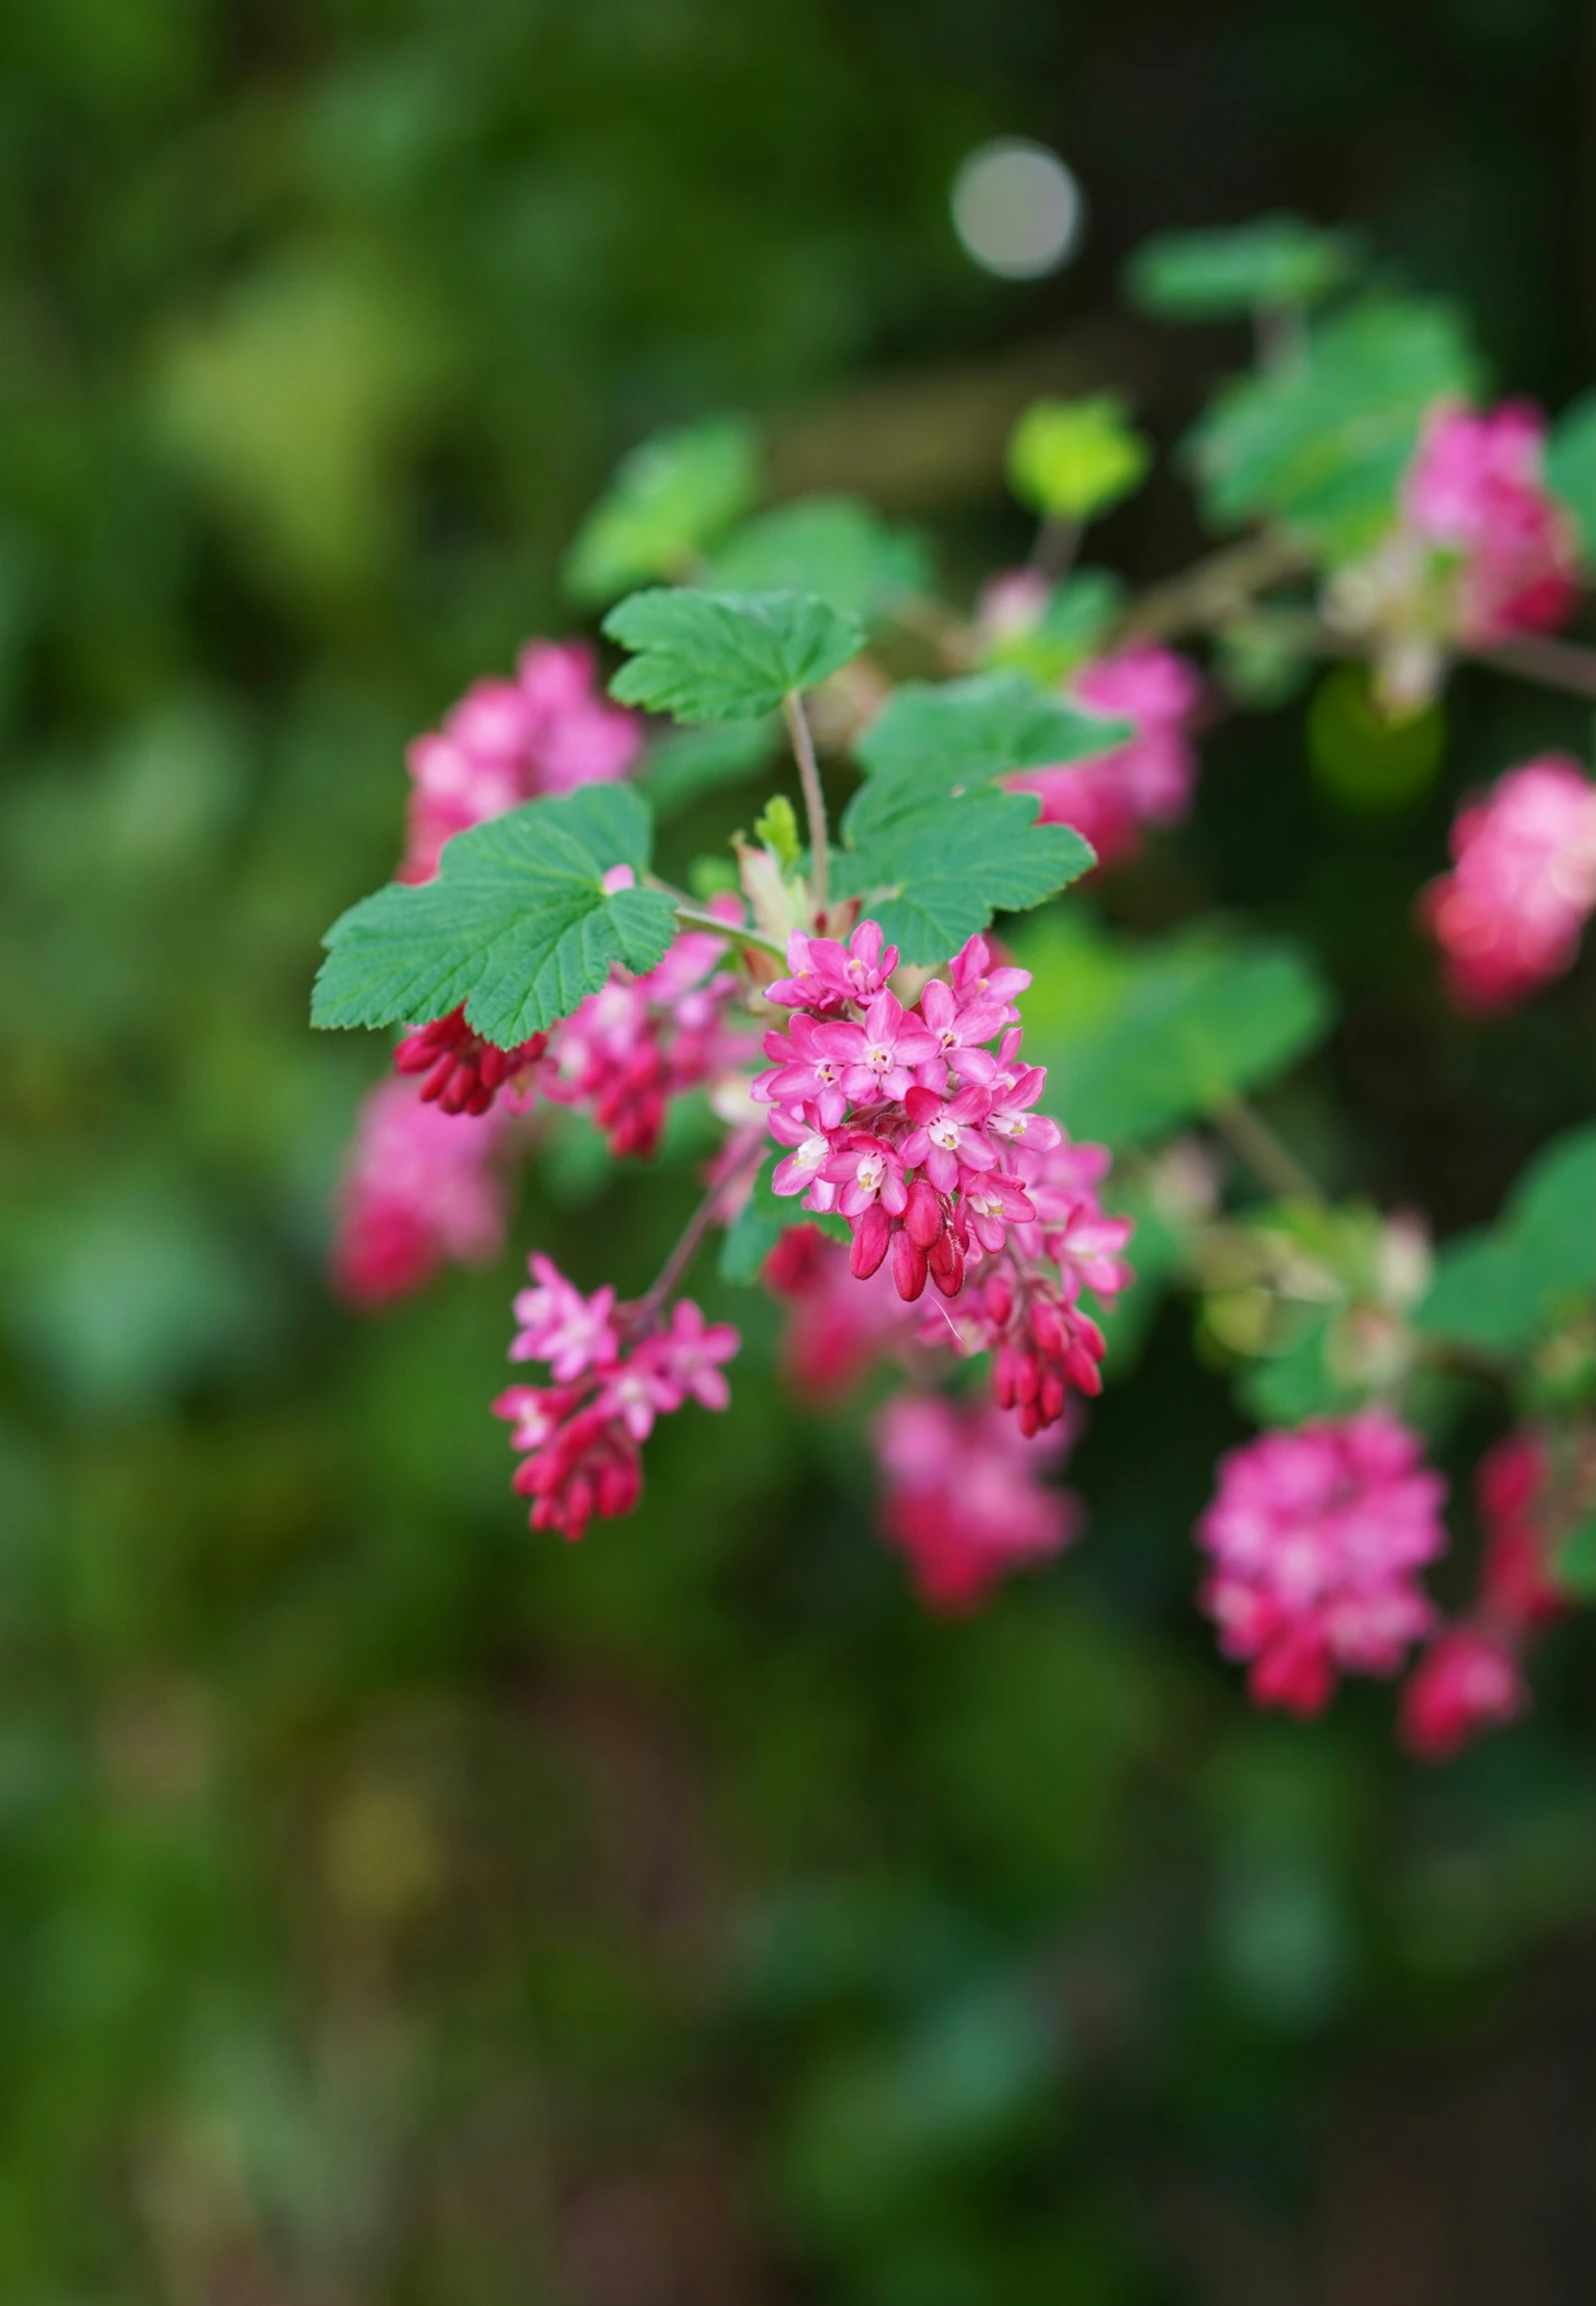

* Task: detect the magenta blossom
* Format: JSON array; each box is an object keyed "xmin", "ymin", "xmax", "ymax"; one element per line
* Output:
[
  {"xmin": 1197, "ymin": 1411, "xmax": 1448, "ymax": 1716},
  {"xmin": 766, "ymin": 921, "xmax": 900, "ymax": 1011},
  {"xmin": 331, "ymin": 1078, "xmax": 513, "ymax": 1308},
  {"xmin": 873, "ymin": 1392, "xmax": 1082, "ymax": 1611},
  {"xmin": 1399, "ymin": 1625, "xmax": 1527, "ymax": 1760},
  {"xmin": 511, "ymin": 1253, "xmax": 620, "ymax": 1380},
  {"xmin": 814, "ymin": 991, "xmax": 939, "ymax": 1106},
  {"xmin": 1418, "ymin": 756, "xmax": 1596, "ymax": 1010}
]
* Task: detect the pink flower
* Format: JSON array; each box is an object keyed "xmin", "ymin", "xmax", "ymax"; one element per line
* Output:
[
  {"xmin": 766, "ymin": 921, "xmax": 900, "ymax": 1010},
  {"xmin": 401, "ymin": 639, "xmax": 642, "ymax": 885},
  {"xmin": 900, "ymin": 1085, "xmax": 997, "ymax": 1193},
  {"xmin": 498, "ymin": 1279, "xmax": 740, "ymax": 1541},
  {"xmin": 331, "ymin": 1078, "xmax": 512, "ymax": 1307},
  {"xmin": 1477, "ymin": 1427, "xmax": 1566, "ymax": 1631},
  {"xmin": 542, "ymin": 925, "xmax": 749, "ymax": 1158},
  {"xmin": 1005, "ymin": 646, "xmax": 1203, "ymax": 871},
  {"xmin": 769, "ymin": 1115, "xmax": 838, "ymax": 1201},
  {"xmin": 1402, "ymin": 402, "xmax": 1580, "ymax": 647},
  {"xmin": 873, "ymin": 1392, "xmax": 1082, "ymax": 1611},
  {"xmin": 823, "ymin": 1132, "xmax": 909, "ymax": 1218},
  {"xmin": 1400, "ymin": 1625, "xmax": 1527, "ymax": 1760},
  {"xmin": 1196, "ymin": 1412, "xmax": 1448, "ymax": 1715},
  {"xmin": 813, "ymin": 991, "xmax": 939, "ymax": 1106},
  {"xmin": 511, "ymin": 1254, "xmax": 620, "ymax": 1379},
  {"xmin": 753, "ymin": 1012, "xmax": 850, "ymax": 1129},
  {"xmin": 947, "ymin": 934, "xmax": 1031, "ymax": 1013},
  {"xmin": 1418, "ymin": 757, "xmax": 1596, "ymax": 1010}
]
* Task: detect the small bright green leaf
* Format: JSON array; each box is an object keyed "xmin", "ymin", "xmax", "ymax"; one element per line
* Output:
[
  {"xmin": 604, "ymin": 588, "xmax": 865, "ymax": 723},
  {"xmin": 853, "ymin": 670, "xmax": 1129, "ymax": 806},
  {"xmin": 640, "ymin": 718, "xmax": 780, "ymax": 817},
  {"xmin": 1125, "ymin": 217, "xmax": 1363, "ymax": 319},
  {"xmin": 312, "ymin": 784, "xmax": 675, "ymax": 1046},
  {"xmin": 1307, "ymin": 662, "xmax": 1445, "ymax": 814},
  {"xmin": 1547, "ymin": 392, "xmax": 1596, "ymax": 566},
  {"xmin": 981, "ymin": 568, "xmax": 1126, "ymax": 685},
  {"xmin": 720, "ymin": 1156, "xmax": 847, "ymax": 1284},
  {"xmin": 1188, "ymin": 298, "xmax": 1485, "ymax": 560},
  {"xmin": 833, "ymin": 783, "xmax": 1094, "ymax": 966},
  {"xmin": 754, "ymin": 795, "xmax": 801, "ymax": 869},
  {"xmin": 1416, "ymin": 1124, "xmax": 1596, "ymax": 1353},
  {"xmin": 1006, "ymin": 395, "xmax": 1150, "ymax": 523},
  {"xmin": 1013, "ymin": 912, "xmax": 1335, "ymax": 1149},
  {"xmin": 563, "ymin": 417, "xmax": 761, "ymax": 604},
  {"xmin": 704, "ymin": 496, "xmax": 929, "ymax": 626}
]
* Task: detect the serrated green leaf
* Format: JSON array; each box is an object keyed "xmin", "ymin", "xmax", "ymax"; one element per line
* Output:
[
  {"xmin": 1187, "ymin": 298, "xmax": 1485, "ymax": 561},
  {"xmin": 833, "ymin": 784, "xmax": 1094, "ymax": 966},
  {"xmin": 852, "ymin": 671, "xmax": 1129, "ymax": 811},
  {"xmin": 640, "ymin": 718, "xmax": 780, "ymax": 818},
  {"xmin": 1124, "ymin": 217, "xmax": 1363, "ymax": 319},
  {"xmin": 604, "ymin": 588, "xmax": 865, "ymax": 723},
  {"xmin": 1547, "ymin": 392, "xmax": 1596, "ymax": 566},
  {"xmin": 704, "ymin": 496, "xmax": 929, "ymax": 626},
  {"xmin": 1012, "ymin": 912, "xmax": 1335, "ymax": 1149},
  {"xmin": 312, "ymin": 784, "xmax": 676, "ymax": 1046},
  {"xmin": 719, "ymin": 1155, "xmax": 848, "ymax": 1284},
  {"xmin": 1416, "ymin": 1124, "xmax": 1596, "ymax": 1354},
  {"xmin": 564, "ymin": 417, "xmax": 761, "ymax": 604},
  {"xmin": 1006, "ymin": 396, "xmax": 1150, "ymax": 523}
]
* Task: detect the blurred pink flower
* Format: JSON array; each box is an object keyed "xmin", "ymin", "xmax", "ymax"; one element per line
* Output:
[
  {"xmin": 1005, "ymin": 645, "xmax": 1203, "ymax": 870},
  {"xmin": 1419, "ymin": 756, "xmax": 1596, "ymax": 1010},
  {"xmin": 873, "ymin": 1391, "xmax": 1082, "ymax": 1611}
]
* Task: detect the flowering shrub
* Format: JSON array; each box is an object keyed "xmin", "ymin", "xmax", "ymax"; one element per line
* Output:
[{"xmin": 316, "ymin": 215, "xmax": 1596, "ymax": 1763}]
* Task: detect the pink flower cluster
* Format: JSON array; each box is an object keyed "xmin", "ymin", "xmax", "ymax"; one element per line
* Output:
[
  {"xmin": 332, "ymin": 1078, "xmax": 513, "ymax": 1307},
  {"xmin": 494, "ymin": 1255, "xmax": 740, "ymax": 1540},
  {"xmin": 1419, "ymin": 757, "xmax": 1596, "ymax": 1011},
  {"xmin": 540, "ymin": 916, "xmax": 748, "ymax": 1158},
  {"xmin": 753, "ymin": 922, "xmax": 1132, "ymax": 1432},
  {"xmin": 1197, "ymin": 1410, "xmax": 1447, "ymax": 1716},
  {"xmin": 400, "ymin": 639, "xmax": 642, "ymax": 886},
  {"xmin": 1401, "ymin": 1427, "xmax": 1585, "ymax": 1759},
  {"xmin": 1005, "ymin": 645, "xmax": 1203, "ymax": 872},
  {"xmin": 1400, "ymin": 403, "xmax": 1579, "ymax": 648},
  {"xmin": 394, "ymin": 1009, "xmax": 549, "ymax": 1117},
  {"xmin": 873, "ymin": 1392, "xmax": 1082, "ymax": 1611}
]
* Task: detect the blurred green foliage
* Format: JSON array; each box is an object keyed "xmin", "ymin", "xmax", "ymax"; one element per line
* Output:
[{"xmin": 2, "ymin": 0, "xmax": 1595, "ymax": 2298}]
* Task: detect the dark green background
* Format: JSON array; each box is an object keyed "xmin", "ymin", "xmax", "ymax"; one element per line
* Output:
[{"xmin": 2, "ymin": 1, "xmax": 1594, "ymax": 2296}]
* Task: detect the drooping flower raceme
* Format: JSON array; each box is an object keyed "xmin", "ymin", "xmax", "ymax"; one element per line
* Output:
[
  {"xmin": 753, "ymin": 922, "xmax": 1132, "ymax": 1432},
  {"xmin": 1418, "ymin": 756, "xmax": 1596, "ymax": 1010},
  {"xmin": 1326, "ymin": 401, "xmax": 1580, "ymax": 711},
  {"xmin": 1004, "ymin": 644, "xmax": 1203, "ymax": 871},
  {"xmin": 332, "ymin": 1077, "xmax": 514, "ymax": 1307},
  {"xmin": 1197, "ymin": 1410, "xmax": 1448, "ymax": 1716},
  {"xmin": 873, "ymin": 1391, "xmax": 1082, "ymax": 1611},
  {"xmin": 495, "ymin": 1256, "xmax": 740, "ymax": 1540},
  {"xmin": 400, "ymin": 639, "xmax": 642, "ymax": 886}
]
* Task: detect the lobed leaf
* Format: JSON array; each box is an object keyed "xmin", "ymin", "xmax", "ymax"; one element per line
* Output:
[
  {"xmin": 852, "ymin": 670, "xmax": 1129, "ymax": 808},
  {"xmin": 1124, "ymin": 216, "xmax": 1364, "ymax": 319},
  {"xmin": 1187, "ymin": 297, "xmax": 1485, "ymax": 561},
  {"xmin": 604, "ymin": 587, "xmax": 866, "ymax": 723},
  {"xmin": 1012, "ymin": 913, "xmax": 1335, "ymax": 1149},
  {"xmin": 1547, "ymin": 392, "xmax": 1596, "ymax": 567},
  {"xmin": 705, "ymin": 496, "xmax": 930, "ymax": 627},
  {"xmin": 312, "ymin": 783, "xmax": 677, "ymax": 1047},
  {"xmin": 564, "ymin": 417, "xmax": 761, "ymax": 604},
  {"xmin": 1415, "ymin": 1124, "xmax": 1596, "ymax": 1354},
  {"xmin": 833, "ymin": 782, "xmax": 1094, "ymax": 966}
]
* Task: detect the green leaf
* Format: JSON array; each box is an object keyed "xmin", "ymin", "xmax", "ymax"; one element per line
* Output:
[
  {"xmin": 1187, "ymin": 297, "xmax": 1485, "ymax": 560},
  {"xmin": 563, "ymin": 417, "xmax": 761, "ymax": 604},
  {"xmin": 604, "ymin": 588, "xmax": 865, "ymax": 723},
  {"xmin": 704, "ymin": 496, "xmax": 930, "ymax": 626},
  {"xmin": 719, "ymin": 1155, "xmax": 848, "ymax": 1284},
  {"xmin": 1124, "ymin": 216, "xmax": 1364, "ymax": 319},
  {"xmin": 1006, "ymin": 395, "xmax": 1150, "ymax": 523},
  {"xmin": 1416, "ymin": 1124, "xmax": 1596, "ymax": 1354},
  {"xmin": 639, "ymin": 718, "xmax": 780, "ymax": 818},
  {"xmin": 1546, "ymin": 392, "xmax": 1596, "ymax": 566},
  {"xmin": 833, "ymin": 783, "xmax": 1094, "ymax": 966},
  {"xmin": 853, "ymin": 670, "xmax": 1129, "ymax": 805},
  {"xmin": 1553, "ymin": 1513, "xmax": 1596, "ymax": 1601},
  {"xmin": 312, "ymin": 784, "xmax": 676, "ymax": 1046},
  {"xmin": 1012, "ymin": 912, "xmax": 1335, "ymax": 1149}
]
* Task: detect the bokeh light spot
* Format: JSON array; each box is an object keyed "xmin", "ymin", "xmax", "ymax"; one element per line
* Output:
[{"xmin": 950, "ymin": 139, "xmax": 1084, "ymax": 279}]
